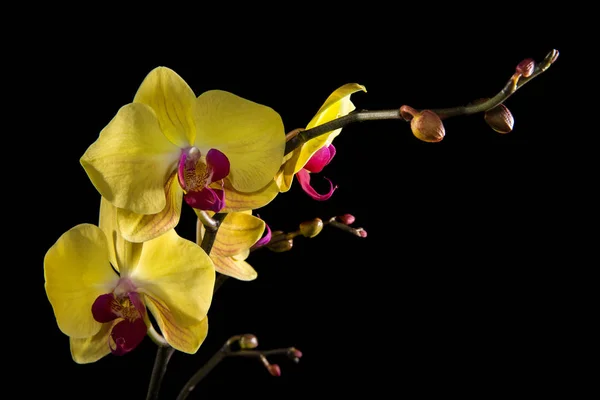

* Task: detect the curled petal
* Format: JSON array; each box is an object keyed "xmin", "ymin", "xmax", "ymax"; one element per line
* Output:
[
  {"xmin": 303, "ymin": 144, "xmax": 336, "ymax": 173},
  {"xmin": 80, "ymin": 103, "xmax": 181, "ymax": 215},
  {"xmin": 251, "ymin": 222, "xmax": 272, "ymax": 249},
  {"xmin": 296, "ymin": 169, "xmax": 337, "ymax": 201},
  {"xmin": 194, "ymin": 90, "xmax": 285, "ymax": 192},
  {"xmin": 133, "ymin": 67, "xmax": 197, "ymax": 147},
  {"xmin": 117, "ymin": 172, "xmax": 184, "ymax": 243},
  {"xmin": 206, "ymin": 148, "xmax": 230, "ymax": 182},
  {"xmin": 294, "ymin": 83, "xmax": 366, "ymax": 174},
  {"xmin": 44, "ymin": 224, "xmax": 119, "ymax": 338},
  {"xmin": 109, "ymin": 317, "xmax": 148, "ymax": 356},
  {"xmin": 184, "ymin": 187, "xmax": 225, "ymax": 213}
]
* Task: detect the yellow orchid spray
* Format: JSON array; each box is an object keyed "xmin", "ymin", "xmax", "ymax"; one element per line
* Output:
[
  {"xmin": 42, "ymin": 48, "xmax": 558, "ymax": 399},
  {"xmin": 276, "ymin": 83, "xmax": 367, "ymax": 199},
  {"xmin": 44, "ymin": 198, "xmax": 215, "ymax": 363},
  {"xmin": 81, "ymin": 67, "xmax": 285, "ymax": 243}
]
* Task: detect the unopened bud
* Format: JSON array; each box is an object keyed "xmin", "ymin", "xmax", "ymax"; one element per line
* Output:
[
  {"xmin": 484, "ymin": 104, "xmax": 514, "ymax": 134},
  {"xmin": 411, "ymin": 110, "xmax": 445, "ymax": 143},
  {"xmin": 516, "ymin": 58, "xmax": 535, "ymax": 78},
  {"xmin": 290, "ymin": 348, "xmax": 303, "ymax": 359},
  {"xmin": 267, "ymin": 238, "xmax": 293, "ymax": 252},
  {"xmin": 239, "ymin": 334, "xmax": 258, "ymax": 349},
  {"xmin": 267, "ymin": 364, "xmax": 281, "ymax": 377},
  {"xmin": 356, "ymin": 228, "xmax": 368, "ymax": 238},
  {"xmin": 337, "ymin": 214, "xmax": 356, "ymax": 225},
  {"xmin": 299, "ymin": 218, "xmax": 324, "ymax": 238}
]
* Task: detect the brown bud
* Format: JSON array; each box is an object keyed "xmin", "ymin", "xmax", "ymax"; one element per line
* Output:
[
  {"xmin": 484, "ymin": 104, "xmax": 514, "ymax": 134},
  {"xmin": 299, "ymin": 218, "xmax": 324, "ymax": 238},
  {"xmin": 267, "ymin": 238, "xmax": 294, "ymax": 252},
  {"xmin": 411, "ymin": 110, "xmax": 445, "ymax": 143},
  {"xmin": 516, "ymin": 58, "xmax": 535, "ymax": 78},
  {"xmin": 239, "ymin": 334, "xmax": 258, "ymax": 349}
]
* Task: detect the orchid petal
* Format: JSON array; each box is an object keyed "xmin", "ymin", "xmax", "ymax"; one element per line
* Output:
[
  {"xmin": 206, "ymin": 212, "xmax": 266, "ymax": 257},
  {"xmin": 275, "ymin": 149, "xmax": 300, "ymax": 193},
  {"xmin": 296, "ymin": 169, "xmax": 337, "ymax": 201},
  {"xmin": 218, "ymin": 178, "xmax": 280, "ymax": 212},
  {"xmin": 194, "ymin": 90, "xmax": 285, "ymax": 192},
  {"xmin": 44, "ymin": 224, "xmax": 119, "ymax": 338},
  {"xmin": 130, "ymin": 230, "xmax": 215, "ymax": 327},
  {"xmin": 206, "ymin": 148, "xmax": 230, "ymax": 182},
  {"xmin": 212, "ymin": 255, "xmax": 257, "ymax": 281},
  {"xmin": 145, "ymin": 297, "xmax": 209, "ymax": 354},
  {"xmin": 294, "ymin": 83, "xmax": 366, "ymax": 174},
  {"xmin": 81, "ymin": 103, "xmax": 181, "ymax": 215},
  {"xmin": 117, "ymin": 172, "xmax": 183, "ymax": 243},
  {"xmin": 70, "ymin": 320, "xmax": 119, "ymax": 364},
  {"xmin": 133, "ymin": 67, "xmax": 196, "ymax": 147},
  {"xmin": 99, "ymin": 197, "xmax": 142, "ymax": 272},
  {"xmin": 91, "ymin": 293, "xmax": 119, "ymax": 323}
]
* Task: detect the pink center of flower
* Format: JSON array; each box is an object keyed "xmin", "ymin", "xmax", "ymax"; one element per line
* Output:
[
  {"xmin": 297, "ymin": 144, "xmax": 338, "ymax": 201},
  {"xmin": 92, "ymin": 291, "xmax": 147, "ymax": 356},
  {"xmin": 177, "ymin": 147, "xmax": 230, "ymax": 213}
]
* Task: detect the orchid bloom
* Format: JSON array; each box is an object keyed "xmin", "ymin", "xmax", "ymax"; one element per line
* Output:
[
  {"xmin": 81, "ymin": 67, "xmax": 285, "ymax": 242},
  {"xmin": 197, "ymin": 211, "xmax": 270, "ymax": 281},
  {"xmin": 44, "ymin": 198, "xmax": 215, "ymax": 363},
  {"xmin": 276, "ymin": 83, "xmax": 366, "ymax": 200}
]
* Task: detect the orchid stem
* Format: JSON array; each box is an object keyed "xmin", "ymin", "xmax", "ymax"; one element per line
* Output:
[
  {"xmin": 284, "ymin": 49, "xmax": 559, "ymax": 155},
  {"xmin": 176, "ymin": 348, "xmax": 227, "ymax": 400},
  {"xmin": 145, "ymin": 346, "xmax": 176, "ymax": 400},
  {"xmin": 145, "ymin": 211, "xmax": 227, "ymax": 400}
]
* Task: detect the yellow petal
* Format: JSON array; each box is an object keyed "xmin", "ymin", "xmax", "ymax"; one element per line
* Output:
[
  {"xmin": 218, "ymin": 178, "xmax": 280, "ymax": 212},
  {"xmin": 294, "ymin": 83, "xmax": 367, "ymax": 174},
  {"xmin": 44, "ymin": 224, "xmax": 119, "ymax": 338},
  {"xmin": 130, "ymin": 230, "xmax": 215, "ymax": 327},
  {"xmin": 117, "ymin": 172, "xmax": 183, "ymax": 243},
  {"xmin": 81, "ymin": 103, "xmax": 181, "ymax": 215},
  {"xmin": 207, "ymin": 212, "xmax": 265, "ymax": 257},
  {"xmin": 133, "ymin": 67, "xmax": 197, "ymax": 147},
  {"xmin": 274, "ymin": 149, "xmax": 301, "ymax": 193},
  {"xmin": 145, "ymin": 297, "xmax": 209, "ymax": 354},
  {"xmin": 212, "ymin": 255, "xmax": 257, "ymax": 281},
  {"xmin": 99, "ymin": 197, "xmax": 142, "ymax": 273},
  {"xmin": 70, "ymin": 320, "xmax": 118, "ymax": 364},
  {"xmin": 194, "ymin": 90, "xmax": 285, "ymax": 192}
]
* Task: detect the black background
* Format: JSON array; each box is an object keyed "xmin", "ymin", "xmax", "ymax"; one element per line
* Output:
[{"xmin": 21, "ymin": 6, "xmax": 576, "ymax": 400}]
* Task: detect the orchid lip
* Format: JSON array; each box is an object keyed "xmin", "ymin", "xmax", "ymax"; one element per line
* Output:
[{"xmin": 296, "ymin": 169, "xmax": 337, "ymax": 201}]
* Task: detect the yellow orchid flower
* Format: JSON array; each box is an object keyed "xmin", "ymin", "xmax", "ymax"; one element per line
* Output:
[
  {"xmin": 81, "ymin": 67, "xmax": 285, "ymax": 242},
  {"xmin": 197, "ymin": 211, "xmax": 269, "ymax": 281},
  {"xmin": 275, "ymin": 83, "xmax": 366, "ymax": 200},
  {"xmin": 44, "ymin": 198, "xmax": 215, "ymax": 363}
]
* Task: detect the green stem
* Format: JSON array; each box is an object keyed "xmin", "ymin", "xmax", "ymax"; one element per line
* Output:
[
  {"xmin": 145, "ymin": 346, "xmax": 176, "ymax": 400},
  {"xmin": 284, "ymin": 49, "xmax": 558, "ymax": 155}
]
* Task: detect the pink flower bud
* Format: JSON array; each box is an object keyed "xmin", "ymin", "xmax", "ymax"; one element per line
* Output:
[
  {"xmin": 516, "ymin": 58, "xmax": 535, "ymax": 78},
  {"xmin": 357, "ymin": 228, "xmax": 368, "ymax": 238},
  {"xmin": 268, "ymin": 364, "xmax": 281, "ymax": 377},
  {"xmin": 337, "ymin": 214, "xmax": 356, "ymax": 225}
]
